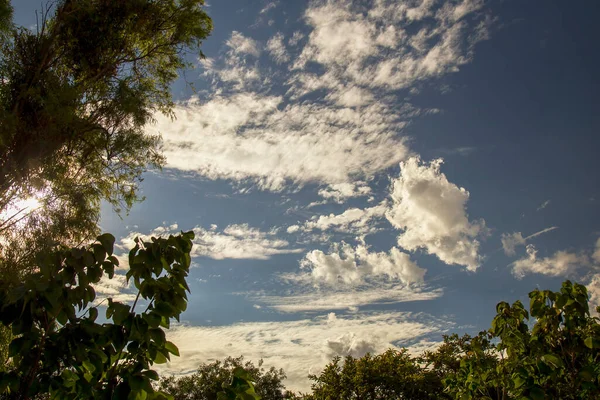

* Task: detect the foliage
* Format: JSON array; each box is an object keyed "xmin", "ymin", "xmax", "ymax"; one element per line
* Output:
[
  {"xmin": 445, "ymin": 280, "xmax": 600, "ymax": 399},
  {"xmin": 159, "ymin": 356, "xmax": 293, "ymax": 400},
  {"xmin": 0, "ymin": 0, "xmax": 213, "ymax": 258},
  {"xmin": 0, "ymin": 230, "xmax": 195, "ymax": 399},
  {"xmin": 306, "ymin": 349, "xmax": 447, "ymax": 400}
]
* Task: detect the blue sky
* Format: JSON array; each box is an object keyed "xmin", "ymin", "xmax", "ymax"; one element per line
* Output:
[{"xmin": 13, "ymin": 0, "xmax": 600, "ymax": 391}]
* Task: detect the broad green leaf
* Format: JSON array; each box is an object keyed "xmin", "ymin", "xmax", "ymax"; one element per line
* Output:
[
  {"xmin": 98, "ymin": 233, "xmax": 116, "ymax": 256},
  {"xmin": 164, "ymin": 341, "xmax": 179, "ymax": 357}
]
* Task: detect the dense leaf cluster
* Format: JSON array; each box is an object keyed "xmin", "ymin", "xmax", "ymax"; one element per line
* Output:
[{"xmin": 0, "ymin": 231, "xmax": 195, "ymax": 399}]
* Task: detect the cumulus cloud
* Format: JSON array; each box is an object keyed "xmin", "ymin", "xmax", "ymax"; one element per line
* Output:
[
  {"xmin": 387, "ymin": 157, "xmax": 487, "ymax": 271},
  {"xmin": 118, "ymin": 223, "xmax": 302, "ymax": 261},
  {"xmin": 511, "ymin": 244, "xmax": 589, "ymax": 279},
  {"xmin": 158, "ymin": 311, "xmax": 446, "ymax": 391},
  {"xmin": 299, "ymin": 242, "xmax": 426, "ymax": 286},
  {"xmin": 501, "ymin": 226, "xmax": 558, "ymax": 256}
]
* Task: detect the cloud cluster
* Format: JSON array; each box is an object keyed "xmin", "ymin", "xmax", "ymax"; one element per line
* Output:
[
  {"xmin": 299, "ymin": 241, "xmax": 426, "ymax": 286},
  {"xmin": 159, "ymin": 311, "xmax": 446, "ymax": 391},
  {"xmin": 292, "ymin": 0, "xmax": 490, "ymax": 98},
  {"xmin": 511, "ymin": 244, "xmax": 589, "ymax": 279},
  {"xmin": 387, "ymin": 157, "xmax": 487, "ymax": 271},
  {"xmin": 151, "ymin": 0, "xmax": 491, "ymax": 198}
]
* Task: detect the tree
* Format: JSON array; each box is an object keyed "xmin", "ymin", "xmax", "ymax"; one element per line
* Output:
[
  {"xmin": 445, "ymin": 280, "xmax": 600, "ymax": 400},
  {"xmin": 0, "ymin": 0, "xmax": 212, "ymax": 256},
  {"xmin": 0, "ymin": 0, "xmax": 212, "ymax": 366},
  {"xmin": 159, "ymin": 356, "xmax": 293, "ymax": 400},
  {"xmin": 306, "ymin": 349, "xmax": 447, "ymax": 400},
  {"xmin": 0, "ymin": 230, "xmax": 195, "ymax": 399}
]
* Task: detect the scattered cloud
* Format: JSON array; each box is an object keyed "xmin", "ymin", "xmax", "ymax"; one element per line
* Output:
[
  {"xmin": 501, "ymin": 226, "xmax": 559, "ymax": 256},
  {"xmin": 537, "ymin": 200, "xmax": 551, "ymax": 211},
  {"xmin": 153, "ymin": 95, "xmax": 410, "ymax": 192},
  {"xmin": 159, "ymin": 311, "xmax": 447, "ymax": 391},
  {"xmin": 387, "ymin": 157, "xmax": 487, "ymax": 271},
  {"xmin": 118, "ymin": 223, "xmax": 302, "ymax": 261},
  {"xmin": 260, "ymin": 1, "xmax": 279, "ymax": 14},
  {"xmin": 511, "ymin": 244, "xmax": 589, "ymax": 279},
  {"xmin": 266, "ymin": 32, "xmax": 289, "ymax": 64},
  {"xmin": 293, "ymin": 202, "xmax": 388, "ymax": 238},
  {"xmin": 317, "ymin": 182, "xmax": 372, "ymax": 203},
  {"xmin": 226, "ymin": 31, "xmax": 261, "ymax": 57},
  {"xmin": 150, "ymin": 0, "xmax": 492, "ymax": 198}
]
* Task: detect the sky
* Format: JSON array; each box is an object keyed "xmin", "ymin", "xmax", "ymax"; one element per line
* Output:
[{"xmin": 12, "ymin": 0, "xmax": 600, "ymax": 391}]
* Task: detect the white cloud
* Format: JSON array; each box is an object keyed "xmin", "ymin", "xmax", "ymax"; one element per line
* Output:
[
  {"xmin": 317, "ymin": 182, "xmax": 372, "ymax": 203},
  {"xmin": 118, "ymin": 223, "xmax": 302, "ymax": 261},
  {"xmin": 587, "ymin": 274, "xmax": 600, "ymax": 315},
  {"xmin": 511, "ymin": 244, "xmax": 589, "ymax": 279},
  {"xmin": 300, "ymin": 242, "xmax": 426, "ymax": 286},
  {"xmin": 226, "ymin": 31, "xmax": 261, "ymax": 57},
  {"xmin": 292, "ymin": 0, "xmax": 490, "ymax": 96},
  {"xmin": 300, "ymin": 202, "xmax": 387, "ymax": 237},
  {"xmin": 159, "ymin": 311, "xmax": 447, "ymax": 391},
  {"xmin": 501, "ymin": 232, "xmax": 525, "ymax": 257},
  {"xmin": 153, "ymin": 96, "xmax": 410, "ymax": 192},
  {"xmin": 254, "ymin": 285, "xmax": 442, "ymax": 313},
  {"xmin": 193, "ymin": 224, "xmax": 302, "ymax": 260},
  {"xmin": 260, "ymin": 1, "xmax": 279, "ymax": 14},
  {"xmin": 501, "ymin": 226, "xmax": 558, "ymax": 256},
  {"xmin": 266, "ymin": 32, "xmax": 289, "ymax": 64},
  {"xmin": 149, "ymin": 0, "xmax": 492, "ymax": 197},
  {"xmin": 93, "ymin": 273, "xmax": 137, "ymax": 304},
  {"xmin": 387, "ymin": 157, "xmax": 487, "ymax": 271}
]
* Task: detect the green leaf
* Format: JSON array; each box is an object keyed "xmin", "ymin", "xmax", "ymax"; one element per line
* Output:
[
  {"xmin": 164, "ymin": 341, "xmax": 179, "ymax": 357},
  {"xmin": 98, "ymin": 233, "xmax": 116, "ymax": 256},
  {"xmin": 153, "ymin": 350, "xmax": 168, "ymax": 364},
  {"xmin": 82, "ymin": 360, "xmax": 96, "ymax": 373},
  {"xmin": 584, "ymin": 336, "xmax": 600, "ymax": 349},
  {"xmin": 541, "ymin": 354, "xmax": 563, "ymax": 368}
]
